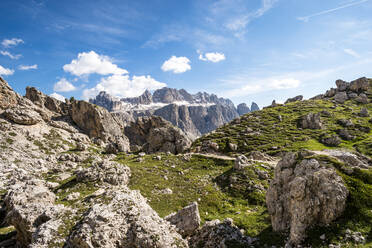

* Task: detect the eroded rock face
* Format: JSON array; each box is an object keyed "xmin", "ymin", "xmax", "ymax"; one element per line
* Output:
[
  {"xmin": 188, "ymin": 218, "xmax": 253, "ymax": 248},
  {"xmin": 237, "ymin": 103, "xmax": 250, "ymax": 115},
  {"xmin": 298, "ymin": 113, "xmax": 322, "ymax": 129},
  {"xmin": 4, "ymin": 180, "xmax": 67, "ymax": 247},
  {"xmin": 4, "ymin": 106, "xmax": 43, "ymax": 125},
  {"xmin": 266, "ymin": 153, "xmax": 348, "ymax": 245},
  {"xmin": 75, "ymin": 160, "xmax": 131, "ymax": 186},
  {"xmin": 70, "ymin": 100, "xmax": 130, "ymax": 152},
  {"xmin": 233, "ymin": 155, "xmax": 250, "ymax": 170},
  {"xmin": 67, "ymin": 188, "xmax": 188, "ymax": 248},
  {"xmin": 125, "ymin": 116, "xmax": 191, "ymax": 154},
  {"xmin": 165, "ymin": 202, "xmax": 201, "ymax": 236},
  {"xmin": 25, "ymin": 87, "xmax": 68, "ymax": 115},
  {"xmin": 0, "ymin": 76, "xmax": 19, "ymax": 111}
]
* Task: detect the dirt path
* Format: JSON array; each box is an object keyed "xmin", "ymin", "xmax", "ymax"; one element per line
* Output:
[{"xmin": 188, "ymin": 152, "xmax": 280, "ymax": 166}]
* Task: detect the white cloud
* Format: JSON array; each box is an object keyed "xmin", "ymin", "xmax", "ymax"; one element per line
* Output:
[
  {"xmin": 0, "ymin": 65, "xmax": 14, "ymax": 76},
  {"xmin": 161, "ymin": 56, "xmax": 191, "ymax": 73},
  {"xmin": 198, "ymin": 51, "xmax": 226, "ymax": 62},
  {"xmin": 224, "ymin": 0, "xmax": 278, "ymax": 32},
  {"xmin": 63, "ymin": 51, "xmax": 128, "ymax": 77},
  {"xmin": 1, "ymin": 38, "xmax": 24, "ymax": 48},
  {"xmin": 343, "ymin": 48, "xmax": 360, "ymax": 58},
  {"xmin": 297, "ymin": 0, "xmax": 370, "ymax": 22},
  {"xmin": 0, "ymin": 51, "xmax": 22, "ymax": 60},
  {"xmin": 49, "ymin": 92, "xmax": 66, "ymax": 102},
  {"xmin": 18, "ymin": 64, "xmax": 38, "ymax": 70},
  {"xmin": 53, "ymin": 78, "xmax": 77, "ymax": 92},
  {"xmin": 82, "ymin": 74, "xmax": 166, "ymax": 100}
]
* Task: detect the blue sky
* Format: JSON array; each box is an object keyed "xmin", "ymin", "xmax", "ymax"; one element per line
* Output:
[{"xmin": 1, "ymin": 0, "xmax": 372, "ymax": 107}]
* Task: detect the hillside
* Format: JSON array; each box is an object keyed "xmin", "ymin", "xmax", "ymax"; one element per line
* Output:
[{"xmin": 193, "ymin": 78, "xmax": 372, "ymax": 158}]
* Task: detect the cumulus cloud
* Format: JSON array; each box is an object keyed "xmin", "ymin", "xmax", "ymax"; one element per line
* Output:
[
  {"xmin": 0, "ymin": 51, "xmax": 22, "ymax": 60},
  {"xmin": 49, "ymin": 92, "xmax": 66, "ymax": 102},
  {"xmin": 18, "ymin": 64, "xmax": 38, "ymax": 70},
  {"xmin": 53, "ymin": 78, "xmax": 77, "ymax": 92},
  {"xmin": 1, "ymin": 38, "xmax": 24, "ymax": 48},
  {"xmin": 161, "ymin": 56, "xmax": 191, "ymax": 73},
  {"xmin": 82, "ymin": 74, "xmax": 166, "ymax": 100},
  {"xmin": 198, "ymin": 51, "xmax": 226, "ymax": 62},
  {"xmin": 63, "ymin": 51, "xmax": 128, "ymax": 77},
  {"xmin": 0, "ymin": 65, "xmax": 14, "ymax": 76}
]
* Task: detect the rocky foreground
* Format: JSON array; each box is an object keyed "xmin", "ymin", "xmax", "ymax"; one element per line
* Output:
[{"xmin": 0, "ymin": 76, "xmax": 371, "ymax": 247}]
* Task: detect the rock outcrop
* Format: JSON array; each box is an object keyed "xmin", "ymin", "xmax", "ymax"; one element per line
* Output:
[
  {"xmin": 68, "ymin": 188, "xmax": 188, "ymax": 248},
  {"xmin": 188, "ymin": 218, "xmax": 253, "ymax": 248},
  {"xmin": 251, "ymin": 102, "xmax": 260, "ymax": 111},
  {"xmin": 0, "ymin": 76, "xmax": 19, "ymax": 111},
  {"xmin": 285, "ymin": 95, "xmax": 303, "ymax": 104},
  {"xmin": 237, "ymin": 103, "xmax": 250, "ymax": 115},
  {"xmin": 70, "ymin": 100, "xmax": 130, "ymax": 152},
  {"xmin": 165, "ymin": 202, "xmax": 201, "ymax": 236},
  {"xmin": 298, "ymin": 113, "xmax": 323, "ymax": 129},
  {"xmin": 4, "ymin": 106, "xmax": 43, "ymax": 125},
  {"xmin": 25, "ymin": 87, "xmax": 69, "ymax": 115},
  {"xmin": 266, "ymin": 153, "xmax": 349, "ymax": 245},
  {"xmin": 125, "ymin": 116, "xmax": 191, "ymax": 154},
  {"xmin": 4, "ymin": 179, "xmax": 67, "ymax": 247}
]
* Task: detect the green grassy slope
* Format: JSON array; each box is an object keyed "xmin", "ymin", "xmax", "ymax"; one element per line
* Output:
[{"xmin": 193, "ymin": 80, "xmax": 372, "ymax": 157}]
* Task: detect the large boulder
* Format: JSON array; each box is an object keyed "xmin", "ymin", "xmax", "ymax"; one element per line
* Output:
[
  {"xmin": 266, "ymin": 153, "xmax": 348, "ymax": 245},
  {"xmin": 4, "ymin": 180, "xmax": 67, "ymax": 247},
  {"xmin": 349, "ymin": 77, "xmax": 369, "ymax": 93},
  {"xmin": 165, "ymin": 202, "xmax": 201, "ymax": 236},
  {"xmin": 70, "ymin": 100, "xmax": 129, "ymax": 152},
  {"xmin": 125, "ymin": 116, "xmax": 191, "ymax": 154},
  {"xmin": 4, "ymin": 106, "xmax": 43, "ymax": 125},
  {"xmin": 334, "ymin": 92, "xmax": 348, "ymax": 103},
  {"xmin": 188, "ymin": 218, "xmax": 253, "ymax": 248},
  {"xmin": 335, "ymin": 79, "xmax": 349, "ymax": 91},
  {"xmin": 298, "ymin": 113, "xmax": 322, "ymax": 129},
  {"xmin": 75, "ymin": 160, "xmax": 131, "ymax": 186},
  {"xmin": 0, "ymin": 76, "xmax": 19, "ymax": 111},
  {"xmin": 67, "ymin": 188, "xmax": 188, "ymax": 248}
]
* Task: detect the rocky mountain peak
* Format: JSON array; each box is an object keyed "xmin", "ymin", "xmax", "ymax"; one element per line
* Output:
[
  {"xmin": 237, "ymin": 103, "xmax": 250, "ymax": 115},
  {"xmin": 251, "ymin": 102, "xmax": 259, "ymax": 111}
]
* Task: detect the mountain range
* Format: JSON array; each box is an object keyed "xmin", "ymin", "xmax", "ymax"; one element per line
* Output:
[{"xmin": 90, "ymin": 87, "xmax": 259, "ymax": 140}]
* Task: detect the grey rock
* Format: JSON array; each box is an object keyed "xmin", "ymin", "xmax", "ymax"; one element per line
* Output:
[
  {"xmin": 189, "ymin": 218, "xmax": 253, "ymax": 248},
  {"xmin": 348, "ymin": 92, "xmax": 358, "ymax": 99},
  {"xmin": 234, "ymin": 155, "xmax": 250, "ymax": 170},
  {"xmin": 70, "ymin": 100, "xmax": 130, "ymax": 152},
  {"xmin": 337, "ymin": 129, "xmax": 354, "ymax": 141},
  {"xmin": 237, "ymin": 103, "xmax": 250, "ymax": 115},
  {"xmin": 337, "ymin": 119, "xmax": 353, "ymax": 127},
  {"xmin": 165, "ymin": 202, "xmax": 201, "ymax": 236},
  {"xmin": 0, "ymin": 76, "xmax": 20, "ymax": 111},
  {"xmin": 4, "ymin": 180, "xmax": 67, "ymax": 247},
  {"xmin": 298, "ymin": 113, "xmax": 322, "ymax": 129},
  {"xmin": 359, "ymin": 107, "xmax": 369, "ymax": 117},
  {"xmin": 67, "ymin": 188, "xmax": 188, "ymax": 248},
  {"xmin": 75, "ymin": 160, "xmax": 131, "ymax": 186},
  {"xmin": 325, "ymin": 88, "xmax": 337, "ymax": 97},
  {"xmin": 4, "ymin": 106, "xmax": 43, "ymax": 125},
  {"xmin": 335, "ymin": 79, "xmax": 349, "ymax": 91},
  {"xmin": 349, "ymin": 77, "xmax": 369, "ymax": 93},
  {"xmin": 285, "ymin": 95, "xmax": 303, "ymax": 104},
  {"xmin": 321, "ymin": 134, "xmax": 341, "ymax": 146},
  {"xmin": 25, "ymin": 86, "xmax": 68, "ymax": 115},
  {"xmin": 125, "ymin": 116, "xmax": 191, "ymax": 154},
  {"xmin": 355, "ymin": 93, "xmax": 369, "ymax": 104},
  {"xmin": 266, "ymin": 153, "xmax": 348, "ymax": 245},
  {"xmin": 251, "ymin": 102, "xmax": 260, "ymax": 111},
  {"xmin": 334, "ymin": 92, "xmax": 348, "ymax": 103}
]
